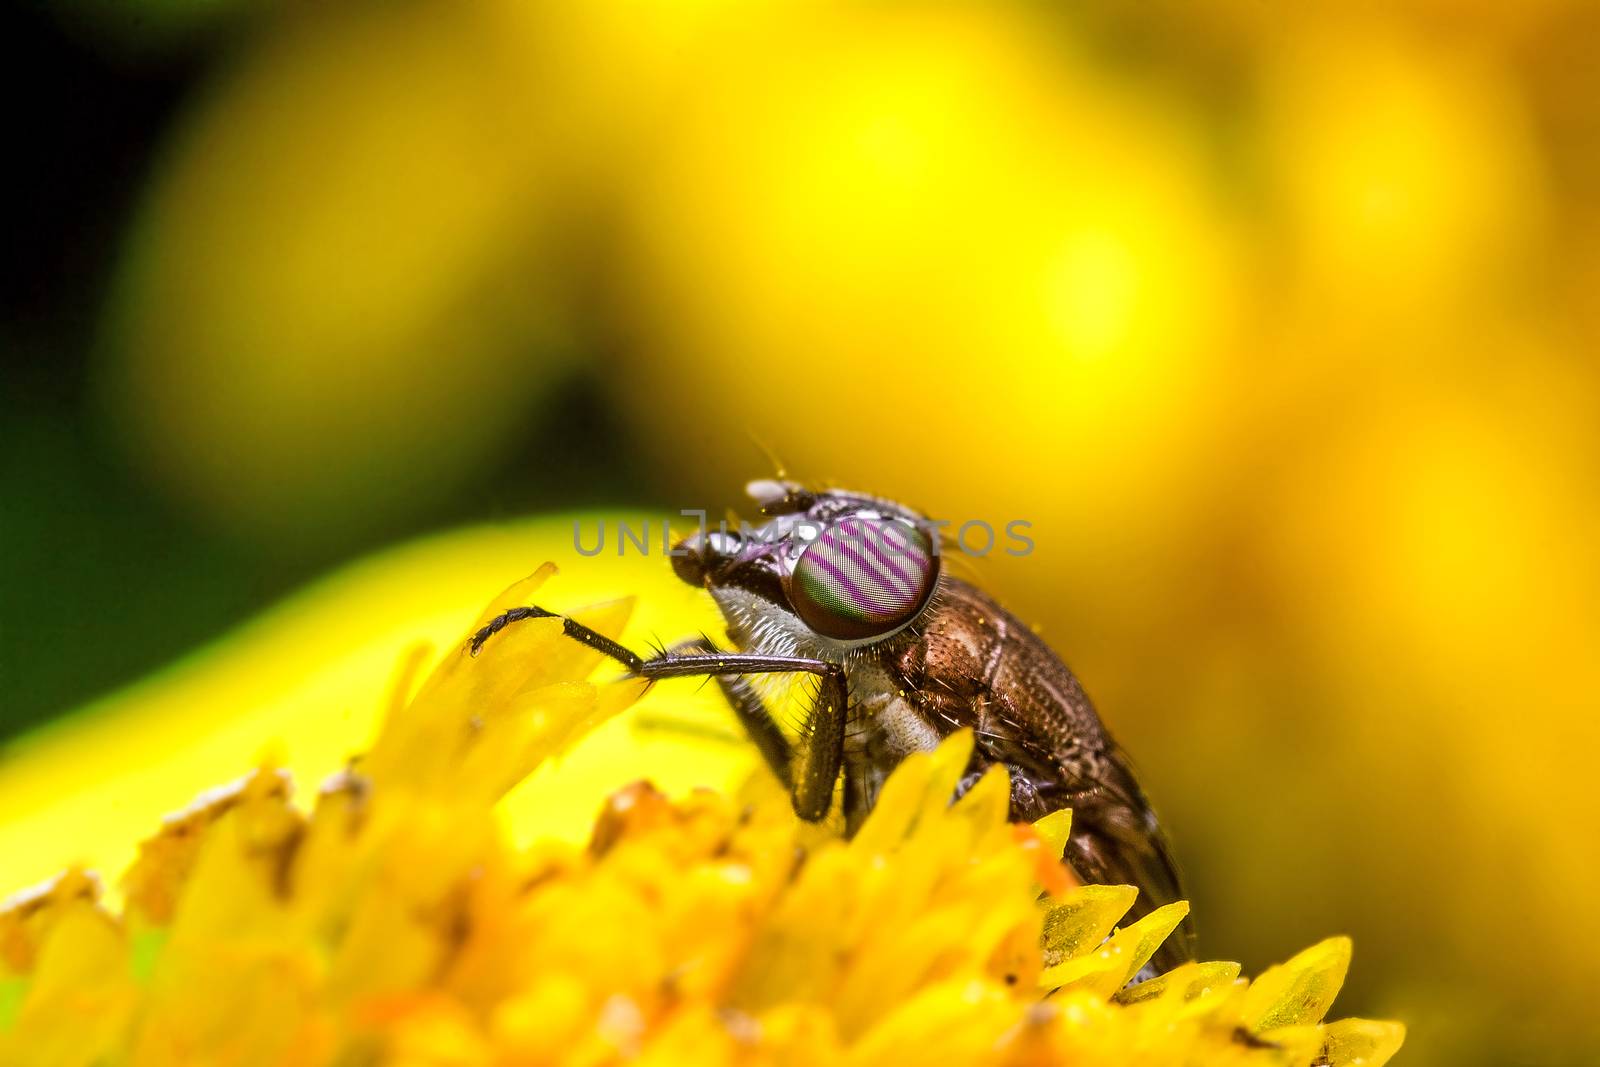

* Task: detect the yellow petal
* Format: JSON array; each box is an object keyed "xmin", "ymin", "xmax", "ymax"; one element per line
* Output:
[
  {"xmin": 1032, "ymin": 808, "xmax": 1073, "ymax": 861},
  {"xmin": 1114, "ymin": 959, "xmax": 1242, "ymax": 1005},
  {"xmin": 1040, "ymin": 900, "xmax": 1190, "ymax": 997},
  {"xmin": 1239, "ymin": 935, "xmax": 1353, "ymax": 1032},
  {"xmin": 1319, "ymin": 1017, "xmax": 1408, "ymax": 1067},
  {"xmin": 1040, "ymin": 884, "xmax": 1137, "ymax": 965},
  {"xmin": 0, "ymin": 900, "xmax": 131, "ymax": 1067},
  {"xmin": 0, "ymin": 869, "xmax": 103, "ymax": 977}
]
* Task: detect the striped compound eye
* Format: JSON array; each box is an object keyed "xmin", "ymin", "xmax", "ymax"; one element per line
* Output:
[{"xmin": 789, "ymin": 517, "xmax": 938, "ymax": 641}]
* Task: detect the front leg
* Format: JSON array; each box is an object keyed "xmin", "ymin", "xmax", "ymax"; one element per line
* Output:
[
  {"xmin": 661, "ymin": 637, "xmax": 793, "ymax": 793},
  {"xmin": 790, "ymin": 664, "xmax": 848, "ymax": 821},
  {"xmin": 626, "ymin": 651, "xmax": 847, "ymax": 821},
  {"xmin": 472, "ymin": 606, "xmax": 847, "ymax": 821}
]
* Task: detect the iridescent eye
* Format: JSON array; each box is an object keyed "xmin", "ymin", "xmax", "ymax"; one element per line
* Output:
[{"xmin": 789, "ymin": 517, "xmax": 938, "ymax": 640}]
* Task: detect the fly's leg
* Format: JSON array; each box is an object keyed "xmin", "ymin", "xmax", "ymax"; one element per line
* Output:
[
  {"xmin": 792, "ymin": 666, "xmax": 847, "ymax": 821},
  {"xmin": 619, "ymin": 650, "xmax": 846, "ymax": 821},
  {"xmin": 654, "ymin": 638, "xmax": 792, "ymax": 792},
  {"xmin": 471, "ymin": 606, "xmax": 845, "ymax": 820},
  {"xmin": 470, "ymin": 605, "xmax": 642, "ymax": 668}
]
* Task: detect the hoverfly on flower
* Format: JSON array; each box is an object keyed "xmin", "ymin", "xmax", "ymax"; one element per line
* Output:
[{"xmin": 473, "ymin": 480, "xmax": 1193, "ymax": 969}]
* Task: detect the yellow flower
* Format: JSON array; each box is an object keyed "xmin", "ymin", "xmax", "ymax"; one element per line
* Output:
[{"xmin": 0, "ymin": 565, "xmax": 1403, "ymax": 1066}]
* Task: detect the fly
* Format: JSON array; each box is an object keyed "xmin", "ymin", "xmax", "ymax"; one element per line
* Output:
[{"xmin": 471, "ymin": 480, "xmax": 1195, "ymax": 968}]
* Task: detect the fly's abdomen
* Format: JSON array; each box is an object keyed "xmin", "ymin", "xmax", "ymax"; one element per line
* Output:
[{"xmin": 891, "ymin": 578, "xmax": 1196, "ymax": 968}]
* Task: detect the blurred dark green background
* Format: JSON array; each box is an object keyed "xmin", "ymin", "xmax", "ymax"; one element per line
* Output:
[{"xmin": 1, "ymin": 4, "xmax": 651, "ymax": 736}]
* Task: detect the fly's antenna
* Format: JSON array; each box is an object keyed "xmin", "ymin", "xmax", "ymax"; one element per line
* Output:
[
  {"xmin": 932, "ymin": 520, "xmax": 963, "ymax": 558},
  {"xmin": 746, "ymin": 430, "xmax": 790, "ymax": 481},
  {"xmin": 936, "ymin": 524, "xmax": 989, "ymax": 586}
]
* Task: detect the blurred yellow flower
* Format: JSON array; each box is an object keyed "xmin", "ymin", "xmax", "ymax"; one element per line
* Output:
[
  {"xmin": 100, "ymin": 2, "xmax": 578, "ymax": 549},
  {"xmin": 48, "ymin": 0, "xmax": 1600, "ymax": 1059},
  {"xmin": 0, "ymin": 516, "xmax": 740, "ymax": 896},
  {"xmin": 0, "ymin": 565, "xmax": 1402, "ymax": 1065}
]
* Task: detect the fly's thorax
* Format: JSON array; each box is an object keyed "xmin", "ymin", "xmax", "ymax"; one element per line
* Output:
[{"xmin": 844, "ymin": 657, "xmax": 943, "ymax": 758}]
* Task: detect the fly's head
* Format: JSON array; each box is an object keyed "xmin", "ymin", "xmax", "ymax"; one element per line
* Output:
[{"xmin": 671, "ymin": 480, "xmax": 941, "ymax": 657}]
